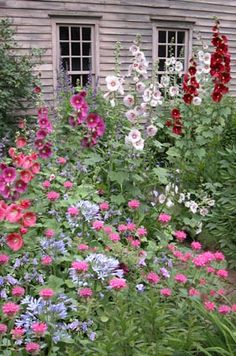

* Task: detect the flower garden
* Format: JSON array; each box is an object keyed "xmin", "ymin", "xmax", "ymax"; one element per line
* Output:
[{"xmin": 0, "ymin": 19, "xmax": 236, "ymax": 355}]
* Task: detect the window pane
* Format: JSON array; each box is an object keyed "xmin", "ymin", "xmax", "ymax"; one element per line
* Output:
[
  {"xmin": 59, "ymin": 27, "xmax": 69, "ymax": 40},
  {"xmin": 82, "ymin": 57, "xmax": 91, "ymax": 71},
  {"xmin": 158, "ymin": 31, "xmax": 166, "ymax": 43},
  {"xmin": 60, "ymin": 42, "xmax": 69, "ymax": 56},
  {"xmin": 177, "ymin": 31, "xmax": 185, "ymax": 44},
  {"xmin": 61, "ymin": 57, "xmax": 70, "ymax": 71},
  {"xmin": 168, "ymin": 45, "xmax": 175, "ymax": 57},
  {"xmin": 177, "ymin": 45, "xmax": 185, "ymax": 57},
  {"xmin": 72, "ymin": 42, "xmax": 81, "ymax": 56},
  {"xmin": 168, "ymin": 31, "xmax": 176, "ymax": 43},
  {"xmin": 71, "ymin": 27, "xmax": 80, "ymax": 40},
  {"xmin": 71, "ymin": 74, "xmax": 81, "ymax": 87},
  {"xmin": 82, "ymin": 42, "xmax": 91, "ymax": 56},
  {"xmin": 82, "ymin": 27, "xmax": 91, "ymax": 40},
  {"xmin": 158, "ymin": 45, "xmax": 166, "ymax": 58},
  {"xmin": 159, "ymin": 59, "xmax": 165, "ymax": 72},
  {"xmin": 82, "ymin": 74, "xmax": 89, "ymax": 87},
  {"xmin": 72, "ymin": 58, "xmax": 81, "ymax": 71}
]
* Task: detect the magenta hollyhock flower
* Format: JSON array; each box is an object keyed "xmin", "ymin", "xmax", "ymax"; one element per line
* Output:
[
  {"xmin": 36, "ymin": 129, "xmax": 48, "ymax": 140},
  {"xmin": 22, "ymin": 212, "xmax": 37, "ymax": 227},
  {"xmin": 86, "ymin": 113, "xmax": 100, "ymax": 128},
  {"xmin": 38, "ymin": 145, "xmax": 52, "ymax": 159},
  {"xmin": 0, "ymin": 324, "xmax": 7, "ymax": 334},
  {"xmin": 57, "ymin": 157, "xmax": 67, "ymax": 165},
  {"xmin": 109, "ymin": 277, "xmax": 127, "ymax": 290},
  {"xmin": 95, "ymin": 118, "xmax": 106, "ymax": 137},
  {"xmin": 38, "ymin": 107, "xmax": 48, "ymax": 118},
  {"xmin": 160, "ymin": 288, "xmax": 172, "ymax": 297},
  {"xmin": 39, "ymin": 288, "xmax": 54, "ymax": 299},
  {"xmin": 31, "ymin": 162, "xmax": 40, "ymax": 174},
  {"xmin": 47, "ymin": 191, "xmax": 60, "ymax": 201},
  {"xmin": 78, "ymin": 288, "xmax": 93, "ymax": 298},
  {"xmin": 92, "ymin": 220, "xmax": 104, "ymax": 231},
  {"xmin": 70, "ymin": 93, "xmax": 86, "ymax": 110},
  {"xmin": 6, "ymin": 233, "xmax": 24, "ymax": 252},
  {"xmin": 0, "ymin": 254, "xmax": 9, "ymax": 265},
  {"xmin": 11, "ymin": 327, "xmax": 25, "ymax": 339},
  {"xmin": 204, "ymin": 301, "xmax": 216, "ymax": 312},
  {"xmin": 71, "ymin": 261, "xmax": 89, "ymax": 273},
  {"xmin": 2, "ymin": 302, "xmax": 20, "ymax": 317},
  {"xmin": 2, "ymin": 167, "xmax": 17, "ymax": 183},
  {"xmin": 128, "ymin": 199, "xmax": 140, "ymax": 209},
  {"xmin": 191, "ymin": 241, "xmax": 202, "ymax": 250},
  {"xmin": 175, "ymin": 274, "xmax": 187, "ymax": 284},
  {"xmin": 41, "ymin": 255, "xmax": 53, "ymax": 265},
  {"xmin": 174, "ymin": 230, "xmax": 187, "ymax": 241},
  {"xmin": 12, "ymin": 286, "xmax": 25, "ymax": 297},
  {"xmin": 68, "ymin": 116, "xmax": 77, "ymax": 127},
  {"xmin": 77, "ymin": 102, "xmax": 89, "ymax": 124},
  {"xmin": 25, "ymin": 342, "xmax": 40, "ymax": 354},
  {"xmin": 16, "ymin": 136, "xmax": 27, "ymax": 148},
  {"xmin": 158, "ymin": 213, "xmax": 171, "ymax": 224},
  {"xmin": 38, "ymin": 117, "xmax": 50, "ymax": 129},
  {"xmin": 34, "ymin": 139, "xmax": 45, "ymax": 150},
  {"xmin": 146, "ymin": 272, "xmax": 160, "ymax": 284},
  {"xmin": 32, "ymin": 322, "xmax": 47, "ymax": 336},
  {"xmin": 20, "ymin": 170, "xmax": 33, "ymax": 183},
  {"xmin": 15, "ymin": 179, "xmax": 28, "ymax": 193},
  {"xmin": 81, "ymin": 136, "xmax": 97, "ymax": 148}
]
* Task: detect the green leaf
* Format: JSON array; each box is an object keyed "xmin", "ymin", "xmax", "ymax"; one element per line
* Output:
[
  {"xmin": 110, "ymin": 194, "xmax": 126, "ymax": 205},
  {"xmin": 83, "ymin": 153, "xmax": 102, "ymax": 166},
  {"xmin": 152, "ymin": 167, "xmax": 169, "ymax": 185},
  {"xmin": 166, "ymin": 147, "xmax": 181, "ymax": 158},
  {"xmin": 108, "ymin": 170, "xmax": 127, "ymax": 185}
]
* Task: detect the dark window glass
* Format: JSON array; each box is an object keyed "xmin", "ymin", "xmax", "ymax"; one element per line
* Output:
[
  {"xmin": 60, "ymin": 42, "xmax": 69, "ymax": 56},
  {"xmin": 71, "ymin": 27, "xmax": 80, "ymax": 40},
  {"xmin": 177, "ymin": 31, "xmax": 185, "ymax": 44},
  {"xmin": 168, "ymin": 31, "xmax": 176, "ymax": 43},
  {"xmin": 72, "ymin": 58, "xmax": 81, "ymax": 71},
  {"xmin": 159, "ymin": 59, "xmax": 165, "ymax": 72},
  {"xmin": 61, "ymin": 57, "xmax": 70, "ymax": 71},
  {"xmin": 158, "ymin": 31, "xmax": 166, "ymax": 43},
  {"xmin": 59, "ymin": 27, "xmax": 69, "ymax": 40},
  {"xmin": 158, "ymin": 45, "xmax": 166, "ymax": 58},
  {"xmin": 72, "ymin": 42, "xmax": 81, "ymax": 56},
  {"xmin": 71, "ymin": 75, "xmax": 81, "ymax": 87},
  {"xmin": 82, "ymin": 74, "xmax": 89, "ymax": 87},
  {"xmin": 177, "ymin": 45, "xmax": 184, "ymax": 57},
  {"xmin": 82, "ymin": 42, "xmax": 91, "ymax": 56},
  {"xmin": 82, "ymin": 57, "xmax": 91, "ymax": 71},
  {"xmin": 82, "ymin": 27, "xmax": 91, "ymax": 40}
]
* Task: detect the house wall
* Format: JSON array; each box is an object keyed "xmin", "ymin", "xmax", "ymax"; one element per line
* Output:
[{"xmin": 1, "ymin": 0, "xmax": 236, "ymax": 105}]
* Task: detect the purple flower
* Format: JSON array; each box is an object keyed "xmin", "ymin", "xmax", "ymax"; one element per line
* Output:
[
  {"xmin": 15, "ymin": 179, "xmax": 28, "ymax": 193},
  {"xmin": 2, "ymin": 167, "xmax": 17, "ymax": 183},
  {"xmin": 70, "ymin": 93, "xmax": 86, "ymax": 110}
]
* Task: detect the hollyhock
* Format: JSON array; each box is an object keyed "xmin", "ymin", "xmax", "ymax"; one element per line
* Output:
[
  {"xmin": 109, "ymin": 277, "xmax": 127, "ymax": 290},
  {"xmin": 128, "ymin": 199, "xmax": 140, "ymax": 209},
  {"xmin": 86, "ymin": 113, "xmax": 100, "ymax": 128},
  {"xmin": 106, "ymin": 75, "xmax": 121, "ymax": 92},
  {"xmin": 32, "ymin": 322, "xmax": 47, "ymax": 336},
  {"xmin": 38, "ymin": 117, "xmax": 50, "ymax": 129},
  {"xmin": 12, "ymin": 286, "xmax": 25, "ymax": 297},
  {"xmin": 79, "ymin": 288, "xmax": 93, "ymax": 298},
  {"xmin": 175, "ymin": 274, "xmax": 187, "ymax": 284},
  {"xmin": 0, "ymin": 254, "xmax": 9, "ymax": 265},
  {"xmin": 38, "ymin": 145, "xmax": 52, "ymax": 159},
  {"xmin": 146, "ymin": 125, "xmax": 158, "ymax": 137},
  {"xmin": 204, "ymin": 301, "xmax": 216, "ymax": 312},
  {"xmin": 47, "ymin": 191, "xmax": 60, "ymax": 201},
  {"xmin": 174, "ymin": 230, "xmax": 187, "ymax": 241},
  {"xmin": 15, "ymin": 179, "xmax": 28, "ymax": 193},
  {"xmin": 70, "ymin": 93, "xmax": 86, "ymax": 110},
  {"xmin": 36, "ymin": 129, "xmax": 48, "ymax": 139},
  {"xmin": 231, "ymin": 305, "xmax": 236, "ymax": 312},
  {"xmin": 218, "ymin": 305, "xmax": 231, "ymax": 314},
  {"xmin": 57, "ymin": 157, "xmax": 67, "ymax": 165},
  {"xmin": 25, "ymin": 342, "xmax": 41, "ymax": 354},
  {"xmin": 11, "ymin": 327, "xmax": 25, "ymax": 339},
  {"xmin": 217, "ymin": 269, "xmax": 228, "ymax": 279},
  {"xmin": 77, "ymin": 102, "xmax": 89, "ymax": 124},
  {"xmin": 20, "ymin": 199, "xmax": 31, "ymax": 209},
  {"xmin": 39, "ymin": 288, "xmax": 54, "ymax": 299},
  {"xmin": 128, "ymin": 129, "xmax": 142, "ymax": 144},
  {"xmin": 6, "ymin": 233, "xmax": 24, "ymax": 251},
  {"xmin": 22, "ymin": 212, "xmax": 37, "ymax": 227},
  {"xmin": 146, "ymin": 272, "xmax": 160, "ymax": 284},
  {"xmin": 160, "ymin": 288, "xmax": 172, "ymax": 297},
  {"xmin": 191, "ymin": 241, "xmax": 202, "ymax": 250},
  {"xmin": 16, "ymin": 136, "xmax": 27, "ymax": 148},
  {"xmin": 0, "ymin": 324, "xmax": 7, "ymax": 334},
  {"xmin": 158, "ymin": 213, "xmax": 171, "ymax": 224},
  {"xmin": 31, "ymin": 162, "xmax": 40, "ymax": 174},
  {"xmin": 41, "ymin": 256, "xmax": 53, "ymax": 265},
  {"xmin": 2, "ymin": 167, "xmax": 17, "ymax": 183},
  {"xmin": 72, "ymin": 260, "xmax": 89, "ymax": 273},
  {"xmin": 34, "ymin": 139, "xmax": 45, "ymax": 150},
  {"xmin": 2, "ymin": 302, "xmax": 20, "ymax": 317},
  {"xmin": 171, "ymin": 108, "xmax": 181, "ymax": 120}
]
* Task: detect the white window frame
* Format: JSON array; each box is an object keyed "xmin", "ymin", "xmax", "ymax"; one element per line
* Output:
[{"xmin": 51, "ymin": 17, "xmax": 100, "ymax": 90}]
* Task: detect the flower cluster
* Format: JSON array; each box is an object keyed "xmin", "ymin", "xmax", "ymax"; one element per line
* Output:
[
  {"xmin": 35, "ymin": 107, "xmax": 53, "ymax": 159},
  {"xmin": 182, "ymin": 58, "xmax": 200, "ymax": 105}
]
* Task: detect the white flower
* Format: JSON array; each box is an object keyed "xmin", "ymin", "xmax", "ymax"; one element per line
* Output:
[
  {"xmin": 161, "ymin": 76, "xmax": 170, "ymax": 88},
  {"xmin": 143, "ymin": 89, "xmax": 152, "ymax": 102},
  {"xmin": 125, "ymin": 135, "xmax": 132, "ymax": 146},
  {"xmin": 123, "ymin": 94, "xmax": 135, "ymax": 107},
  {"xmin": 178, "ymin": 193, "xmax": 185, "ymax": 203},
  {"xmin": 200, "ymin": 208, "xmax": 209, "ymax": 216},
  {"xmin": 158, "ymin": 194, "xmax": 166, "ymax": 204},
  {"xmin": 136, "ymin": 81, "xmax": 146, "ymax": 93},
  {"xmin": 169, "ymin": 86, "xmax": 179, "ymax": 97},
  {"xmin": 185, "ymin": 201, "xmax": 190, "ymax": 208},
  {"xmin": 170, "ymin": 56, "xmax": 176, "ymax": 65},
  {"xmin": 105, "ymin": 75, "xmax": 120, "ymax": 92},
  {"xmin": 208, "ymin": 199, "xmax": 215, "ymax": 207},
  {"xmin": 136, "ymin": 51, "xmax": 145, "ymax": 61},
  {"xmin": 125, "ymin": 109, "xmax": 137, "ymax": 122},
  {"xmin": 175, "ymin": 61, "xmax": 183, "ymax": 72},
  {"xmin": 128, "ymin": 129, "xmax": 142, "ymax": 143},
  {"xmin": 150, "ymin": 99, "xmax": 158, "ymax": 107},
  {"xmin": 136, "ymin": 62, "xmax": 148, "ymax": 74},
  {"xmin": 192, "ymin": 96, "xmax": 202, "ymax": 105},
  {"xmin": 146, "ymin": 125, "xmax": 158, "ymax": 137},
  {"xmin": 202, "ymin": 64, "xmax": 210, "ymax": 74},
  {"xmin": 165, "ymin": 58, "xmax": 172, "ymax": 66},
  {"xmin": 132, "ymin": 138, "xmax": 144, "ymax": 150},
  {"xmin": 196, "ymin": 222, "xmax": 203, "ymax": 235},
  {"xmin": 203, "ymin": 52, "xmax": 211, "ymax": 64},
  {"xmin": 189, "ymin": 201, "xmax": 198, "ymax": 214},
  {"xmin": 198, "ymin": 50, "xmax": 205, "ymax": 61},
  {"xmin": 110, "ymin": 99, "xmax": 116, "ymax": 107},
  {"xmin": 152, "ymin": 90, "xmax": 162, "ymax": 100},
  {"xmin": 165, "ymin": 183, "xmax": 171, "ymax": 194},
  {"xmin": 196, "ymin": 65, "xmax": 203, "ymax": 74},
  {"xmin": 174, "ymin": 185, "xmax": 179, "ymax": 194},
  {"xmin": 129, "ymin": 45, "xmax": 140, "ymax": 56},
  {"xmin": 166, "ymin": 199, "xmax": 174, "ymax": 208},
  {"xmin": 133, "ymin": 76, "xmax": 139, "ymax": 82}
]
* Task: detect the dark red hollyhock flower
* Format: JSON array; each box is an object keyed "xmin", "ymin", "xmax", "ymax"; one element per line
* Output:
[
  {"xmin": 211, "ymin": 91, "xmax": 223, "ymax": 103},
  {"xmin": 183, "ymin": 93, "xmax": 193, "ymax": 105},
  {"xmin": 171, "ymin": 108, "xmax": 181, "ymax": 120},
  {"xmin": 212, "ymin": 25, "xmax": 219, "ymax": 33},
  {"xmin": 216, "ymin": 43, "xmax": 228, "ymax": 55},
  {"xmin": 219, "ymin": 72, "xmax": 231, "ymax": 84},
  {"xmin": 165, "ymin": 120, "xmax": 172, "ymax": 127},
  {"xmin": 188, "ymin": 66, "xmax": 197, "ymax": 76},
  {"xmin": 190, "ymin": 77, "xmax": 200, "ymax": 88},
  {"xmin": 211, "ymin": 53, "xmax": 224, "ymax": 64},
  {"xmin": 214, "ymin": 83, "xmax": 229, "ymax": 95},
  {"xmin": 212, "ymin": 36, "xmax": 222, "ymax": 47},
  {"xmin": 33, "ymin": 86, "xmax": 41, "ymax": 94},
  {"xmin": 186, "ymin": 85, "xmax": 198, "ymax": 96},
  {"xmin": 172, "ymin": 125, "xmax": 182, "ymax": 135}
]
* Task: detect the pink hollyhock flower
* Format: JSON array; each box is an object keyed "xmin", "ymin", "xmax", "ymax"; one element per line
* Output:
[
  {"xmin": 70, "ymin": 93, "xmax": 86, "ymax": 110},
  {"xmin": 86, "ymin": 113, "xmax": 100, "ymax": 128},
  {"xmin": 22, "ymin": 212, "xmax": 37, "ymax": 227},
  {"xmin": 77, "ymin": 102, "xmax": 89, "ymax": 124},
  {"xmin": 15, "ymin": 179, "xmax": 28, "ymax": 193},
  {"xmin": 12, "ymin": 286, "xmax": 25, "ymax": 297},
  {"xmin": 231, "ymin": 304, "xmax": 236, "ymax": 312},
  {"xmin": 44, "ymin": 229, "xmax": 55, "ymax": 238},
  {"xmin": 20, "ymin": 227, "xmax": 28, "ymax": 235},
  {"xmin": 41, "ymin": 256, "xmax": 53, "ymax": 265},
  {"xmin": 78, "ymin": 244, "xmax": 89, "ymax": 251},
  {"xmin": 99, "ymin": 202, "xmax": 109, "ymax": 211},
  {"xmin": 39, "ymin": 288, "xmax": 54, "ymax": 300},
  {"xmin": 38, "ymin": 107, "xmax": 48, "ymax": 117},
  {"xmin": 2, "ymin": 302, "xmax": 20, "ymax": 317},
  {"xmin": 64, "ymin": 181, "xmax": 73, "ymax": 189},
  {"xmin": 96, "ymin": 118, "xmax": 106, "ymax": 137},
  {"xmin": 109, "ymin": 232, "xmax": 120, "ymax": 242},
  {"xmin": 126, "ymin": 222, "xmax": 136, "ymax": 231},
  {"xmin": 42, "ymin": 180, "xmax": 51, "ymax": 188},
  {"xmin": 158, "ymin": 213, "xmax": 171, "ymax": 224},
  {"xmin": 0, "ymin": 324, "xmax": 7, "ymax": 334},
  {"xmin": 5, "ymin": 204, "xmax": 23, "ymax": 223},
  {"xmin": 118, "ymin": 224, "xmax": 127, "ymax": 232},
  {"xmin": 16, "ymin": 136, "xmax": 27, "ymax": 148},
  {"xmin": 25, "ymin": 342, "xmax": 40, "ymax": 354},
  {"xmin": 160, "ymin": 288, "xmax": 172, "ymax": 297},
  {"xmin": 36, "ymin": 129, "xmax": 48, "ymax": 139},
  {"xmin": 217, "ymin": 269, "xmax": 228, "ymax": 279},
  {"xmin": 47, "ymin": 191, "xmax": 60, "ymax": 201},
  {"xmin": 31, "ymin": 162, "xmax": 40, "ymax": 175},
  {"xmin": 103, "ymin": 225, "xmax": 113, "ymax": 234},
  {"xmin": 32, "ymin": 322, "xmax": 47, "ymax": 336},
  {"xmin": 79, "ymin": 288, "xmax": 93, "ymax": 298},
  {"xmin": 38, "ymin": 117, "xmax": 50, "ymax": 129},
  {"xmin": 131, "ymin": 239, "xmax": 141, "ymax": 248},
  {"xmin": 191, "ymin": 241, "xmax": 202, "ymax": 250},
  {"xmin": 0, "ymin": 254, "xmax": 9, "ymax": 265},
  {"xmin": 92, "ymin": 220, "xmax": 104, "ymax": 231},
  {"xmin": 204, "ymin": 301, "xmax": 216, "ymax": 312},
  {"xmin": 0, "ymin": 201, "xmax": 6, "ymax": 221},
  {"xmin": 38, "ymin": 145, "xmax": 52, "ymax": 159},
  {"xmin": 128, "ymin": 199, "xmax": 140, "ymax": 209},
  {"xmin": 67, "ymin": 206, "xmax": 79, "ymax": 216},
  {"xmin": 218, "ymin": 305, "xmax": 231, "ymax": 314},
  {"xmin": 2, "ymin": 167, "xmax": 17, "ymax": 183},
  {"xmin": 11, "ymin": 327, "xmax": 25, "ymax": 339},
  {"xmin": 57, "ymin": 157, "xmax": 66, "ymax": 165},
  {"xmin": 109, "ymin": 277, "xmax": 127, "ymax": 290},
  {"xmin": 188, "ymin": 288, "xmax": 200, "ymax": 297},
  {"xmin": 146, "ymin": 272, "xmax": 160, "ymax": 284},
  {"xmin": 71, "ymin": 261, "xmax": 89, "ymax": 273},
  {"xmin": 217, "ymin": 289, "xmax": 225, "ymax": 296},
  {"xmin": 20, "ymin": 170, "xmax": 33, "ymax": 183},
  {"xmin": 214, "ymin": 251, "xmax": 225, "ymax": 261},
  {"xmin": 175, "ymin": 274, "xmax": 187, "ymax": 284},
  {"xmin": 136, "ymin": 227, "xmax": 147, "ymax": 237},
  {"xmin": 174, "ymin": 230, "xmax": 187, "ymax": 241},
  {"xmin": 6, "ymin": 233, "xmax": 24, "ymax": 251}
]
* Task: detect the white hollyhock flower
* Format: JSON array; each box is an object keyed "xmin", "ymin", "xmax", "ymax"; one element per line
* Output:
[
  {"xmin": 132, "ymin": 138, "xmax": 144, "ymax": 150},
  {"xmin": 123, "ymin": 94, "xmax": 135, "ymax": 107},
  {"xmin": 169, "ymin": 86, "xmax": 179, "ymax": 97},
  {"xmin": 166, "ymin": 199, "xmax": 174, "ymax": 208},
  {"xmin": 105, "ymin": 75, "xmax": 120, "ymax": 92},
  {"xmin": 125, "ymin": 135, "xmax": 132, "ymax": 146},
  {"xmin": 128, "ymin": 129, "xmax": 142, "ymax": 143},
  {"xmin": 208, "ymin": 199, "xmax": 215, "ymax": 207},
  {"xmin": 200, "ymin": 208, "xmax": 209, "ymax": 216},
  {"xmin": 150, "ymin": 99, "xmax": 158, "ymax": 107},
  {"xmin": 178, "ymin": 193, "xmax": 185, "ymax": 203},
  {"xmin": 204, "ymin": 52, "xmax": 211, "ymax": 64},
  {"xmin": 143, "ymin": 88, "xmax": 152, "ymax": 102},
  {"xmin": 161, "ymin": 76, "xmax": 170, "ymax": 88},
  {"xmin": 192, "ymin": 96, "xmax": 202, "ymax": 106},
  {"xmin": 152, "ymin": 89, "xmax": 162, "ymax": 101},
  {"xmin": 158, "ymin": 194, "xmax": 166, "ymax": 204},
  {"xmin": 175, "ymin": 61, "xmax": 183, "ymax": 72},
  {"xmin": 136, "ymin": 81, "xmax": 146, "ymax": 93},
  {"xmin": 202, "ymin": 64, "xmax": 210, "ymax": 73},
  {"xmin": 189, "ymin": 201, "xmax": 198, "ymax": 214},
  {"xmin": 165, "ymin": 58, "xmax": 172, "ymax": 66},
  {"xmin": 129, "ymin": 45, "xmax": 140, "ymax": 56},
  {"xmin": 125, "ymin": 109, "xmax": 137, "ymax": 122},
  {"xmin": 198, "ymin": 50, "xmax": 205, "ymax": 61},
  {"xmin": 146, "ymin": 125, "xmax": 158, "ymax": 137}
]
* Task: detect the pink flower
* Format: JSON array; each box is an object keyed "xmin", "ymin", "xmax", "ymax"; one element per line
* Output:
[
  {"xmin": 6, "ymin": 233, "xmax": 24, "ymax": 252},
  {"xmin": 206, "ymin": 266, "xmax": 215, "ymax": 274},
  {"xmin": 92, "ymin": 220, "xmax": 104, "ymax": 231},
  {"xmin": 191, "ymin": 241, "xmax": 202, "ymax": 250},
  {"xmin": 57, "ymin": 157, "xmax": 67, "ymax": 165},
  {"xmin": 175, "ymin": 274, "xmax": 187, "ymax": 284},
  {"xmin": 2, "ymin": 167, "xmax": 17, "ymax": 183},
  {"xmin": 12, "ymin": 286, "xmax": 25, "ymax": 297},
  {"xmin": 32, "ymin": 322, "xmax": 47, "ymax": 336},
  {"xmin": 42, "ymin": 180, "xmax": 51, "ymax": 188},
  {"xmin": 99, "ymin": 202, "xmax": 109, "ymax": 211},
  {"xmin": 109, "ymin": 232, "xmax": 120, "ymax": 242},
  {"xmin": 128, "ymin": 200, "xmax": 140, "ymax": 209},
  {"xmin": 204, "ymin": 301, "xmax": 216, "ymax": 312},
  {"xmin": 158, "ymin": 213, "xmax": 171, "ymax": 224},
  {"xmin": 2, "ymin": 302, "xmax": 20, "ymax": 317},
  {"xmin": 11, "ymin": 327, "xmax": 25, "ymax": 339},
  {"xmin": 41, "ymin": 256, "xmax": 53, "ymax": 265},
  {"xmin": 160, "ymin": 288, "xmax": 172, "ymax": 297},
  {"xmin": 78, "ymin": 244, "xmax": 89, "ymax": 251},
  {"xmin": 22, "ymin": 212, "xmax": 37, "ymax": 227},
  {"xmin": 146, "ymin": 272, "xmax": 160, "ymax": 284},
  {"xmin": 214, "ymin": 251, "xmax": 225, "ymax": 261},
  {"xmin": 126, "ymin": 222, "xmax": 136, "ymax": 231},
  {"xmin": 217, "ymin": 269, "xmax": 228, "ymax": 279},
  {"xmin": 47, "ymin": 191, "xmax": 60, "ymax": 201},
  {"xmin": 71, "ymin": 261, "xmax": 89, "ymax": 273},
  {"xmin": 79, "ymin": 288, "xmax": 93, "ymax": 298},
  {"xmin": 39, "ymin": 288, "xmax": 54, "ymax": 299},
  {"xmin": 136, "ymin": 227, "xmax": 147, "ymax": 237},
  {"xmin": 174, "ymin": 230, "xmax": 187, "ymax": 241},
  {"xmin": 231, "ymin": 304, "xmax": 236, "ymax": 312},
  {"xmin": 67, "ymin": 206, "xmax": 79, "ymax": 216},
  {"xmin": 25, "ymin": 342, "xmax": 40, "ymax": 354},
  {"xmin": 86, "ymin": 113, "xmax": 100, "ymax": 128},
  {"xmin": 44, "ymin": 229, "xmax": 55, "ymax": 238},
  {"xmin": 103, "ymin": 225, "xmax": 113, "ymax": 234},
  {"xmin": 109, "ymin": 277, "xmax": 127, "ymax": 290},
  {"xmin": 188, "ymin": 288, "xmax": 200, "ymax": 297},
  {"xmin": 217, "ymin": 289, "xmax": 225, "ymax": 296},
  {"xmin": 218, "ymin": 305, "xmax": 231, "ymax": 314},
  {"xmin": 64, "ymin": 181, "xmax": 73, "ymax": 189},
  {"xmin": 0, "ymin": 254, "xmax": 9, "ymax": 265},
  {"xmin": 118, "ymin": 224, "xmax": 127, "ymax": 232},
  {"xmin": 15, "ymin": 179, "xmax": 28, "ymax": 193},
  {"xmin": 0, "ymin": 324, "xmax": 7, "ymax": 334},
  {"xmin": 5, "ymin": 204, "xmax": 23, "ymax": 223},
  {"xmin": 131, "ymin": 239, "xmax": 141, "ymax": 248},
  {"xmin": 70, "ymin": 93, "xmax": 86, "ymax": 110}
]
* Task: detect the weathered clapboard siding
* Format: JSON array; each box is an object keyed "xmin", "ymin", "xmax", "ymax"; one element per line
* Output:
[{"xmin": 1, "ymin": 0, "xmax": 236, "ymax": 107}]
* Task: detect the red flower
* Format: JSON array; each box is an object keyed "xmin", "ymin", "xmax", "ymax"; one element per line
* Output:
[
  {"xmin": 22, "ymin": 212, "xmax": 37, "ymax": 227},
  {"xmin": 183, "ymin": 93, "xmax": 193, "ymax": 104},
  {"xmin": 171, "ymin": 108, "xmax": 181, "ymax": 120},
  {"xmin": 33, "ymin": 86, "xmax": 41, "ymax": 94},
  {"xmin": 16, "ymin": 137, "xmax": 27, "ymax": 148},
  {"xmin": 211, "ymin": 91, "xmax": 223, "ymax": 103},
  {"xmin": 6, "ymin": 233, "xmax": 24, "ymax": 251}
]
